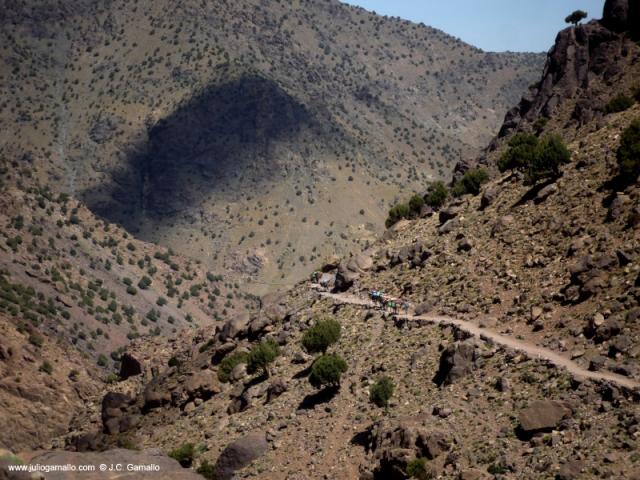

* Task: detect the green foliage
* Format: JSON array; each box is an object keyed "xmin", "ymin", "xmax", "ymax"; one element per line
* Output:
[
  {"xmin": 424, "ymin": 181, "xmax": 448, "ymax": 209},
  {"xmin": 246, "ymin": 340, "xmax": 280, "ymax": 376},
  {"xmin": 408, "ymin": 194, "xmax": 425, "ymax": 214},
  {"xmin": 196, "ymin": 460, "xmax": 217, "ymax": 479},
  {"xmin": 565, "ymin": 9, "xmax": 587, "ymax": 25},
  {"xmin": 605, "ymin": 93, "xmax": 634, "ymax": 114},
  {"xmin": 138, "ymin": 276, "xmax": 152, "ymax": 290},
  {"xmin": 217, "ymin": 351, "xmax": 249, "ymax": 382},
  {"xmin": 169, "ymin": 443, "xmax": 195, "ymax": 468},
  {"xmin": 301, "ymin": 318, "xmax": 341, "ymax": 354},
  {"xmin": 498, "ymin": 133, "xmax": 538, "ymax": 172},
  {"xmin": 488, "ymin": 464, "xmax": 508, "ymax": 475},
  {"xmin": 617, "ymin": 118, "xmax": 640, "ymax": 183},
  {"xmin": 126, "ymin": 285, "xmax": 137, "ymax": 295},
  {"xmin": 385, "ymin": 202, "xmax": 411, "ymax": 228},
  {"xmin": 451, "ymin": 168, "xmax": 489, "ymax": 197},
  {"xmin": 525, "ymin": 134, "xmax": 571, "ymax": 184},
  {"xmin": 97, "ymin": 354, "xmax": 108, "ymax": 367},
  {"xmin": 309, "ymin": 353, "xmax": 347, "ymax": 389},
  {"xmin": 406, "ymin": 457, "xmax": 431, "ymax": 480},
  {"xmin": 28, "ymin": 333, "xmax": 44, "ymax": 347},
  {"xmin": 40, "ymin": 361, "xmax": 53, "ymax": 375},
  {"xmin": 369, "ymin": 376, "xmax": 394, "ymax": 407}
]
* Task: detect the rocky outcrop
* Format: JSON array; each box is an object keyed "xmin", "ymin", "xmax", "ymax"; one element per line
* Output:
[
  {"xmin": 214, "ymin": 431, "xmax": 268, "ymax": 480},
  {"xmin": 518, "ymin": 399, "xmax": 573, "ymax": 434},
  {"xmin": 119, "ymin": 353, "xmax": 142, "ymax": 380},
  {"xmin": 334, "ymin": 254, "xmax": 373, "ymax": 291},
  {"xmin": 433, "ymin": 342, "xmax": 477, "ymax": 386}
]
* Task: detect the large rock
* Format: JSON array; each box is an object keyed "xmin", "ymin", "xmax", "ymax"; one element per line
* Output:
[
  {"xmin": 603, "ymin": 0, "xmax": 629, "ymax": 32},
  {"xmin": 25, "ymin": 449, "xmax": 203, "ymax": 479},
  {"xmin": 215, "ymin": 432, "xmax": 268, "ymax": 480},
  {"xmin": 101, "ymin": 392, "xmax": 138, "ymax": 435},
  {"xmin": 218, "ymin": 312, "xmax": 251, "ymax": 341},
  {"xmin": 183, "ymin": 370, "xmax": 221, "ymax": 401},
  {"xmin": 334, "ymin": 254, "xmax": 372, "ymax": 291},
  {"xmin": 518, "ymin": 400, "xmax": 572, "ymax": 434},
  {"xmin": 434, "ymin": 342, "xmax": 476, "ymax": 386},
  {"xmin": 119, "ymin": 353, "xmax": 142, "ymax": 380}
]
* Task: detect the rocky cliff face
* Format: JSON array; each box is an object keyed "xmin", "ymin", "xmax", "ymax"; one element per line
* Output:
[{"xmin": 498, "ymin": 0, "xmax": 639, "ymax": 138}]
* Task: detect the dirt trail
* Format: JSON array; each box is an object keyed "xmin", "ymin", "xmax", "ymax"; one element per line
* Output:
[
  {"xmin": 317, "ymin": 290, "xmax": 640, "ymax": 391},
  {"xmin": 315, "ymin": 293, "xmax": 385, "ymax": 480}
]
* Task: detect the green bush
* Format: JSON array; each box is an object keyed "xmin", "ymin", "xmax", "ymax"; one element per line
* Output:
[
  {"xmin": 138, "ymin": 276, "xmax": 152, "ymax": 290},
  {"xmin": 451, "ymin": 168, "xmax": 489, "ymax": 197},
  {"xmin": 408, "ymin": 194, "xmax": 425, "ymax": 214},
  {"xmin": 126, "ymin": 285, "xmax": 137, "ymax": 295},
  {"xmin": 385, "ymin": 203, "xmax": 411, "ymax": 228},
  {"xmin": 301, "ymin": 318, "xmax": 341, "ymax": 354},
  {"xmin": 369, "ymin": 376, "xmax": 394, "ymax": 407},
  {"xmin": 424, "ymin": 181, "xmax": 448, "ymax": 209},
  {"xmin": 97, "ymin": 354, "xmax": 108, "ymax": 367},
  {"xmin": 605, "ymin": 93, "xmax": 634, "ymax": 114},
  {"xmin": 525, "ymin": 134, "xmax": 571, "ymax": 184},
  {"xmin": 196, "ymin": 460, "xmax": 216, "ymax": 479},
  {"xmin": 217, "ymin": 351, "xmax": 249, "ymax": 382},
  {"xmin": 169, "ymin": 443, "xmax": 195, "ymax": 468},
  {"xmin": 40, "ymin": 361, "xmax": 53, "ymax": 375},
  {"xmin": 498, "ymin": 133, "xmax": 539, "ymax": 172},
  {"xmin": 28, "ymin": 333, "xmax": 44, "ymax": 347},
  {"xmin": 406, "ymin": 457, "xmax": 431, "ymax": 479},
  {"xmin": 246, "ymin": 340, "xmax": 280, "ymax": 377},
  {"xmin": 617, "ymin": 118, "xmax": 640, "ymax": 183},
  {"xmin": 309, "ymin": 354, "xmax": 347, "ymax": 389}
]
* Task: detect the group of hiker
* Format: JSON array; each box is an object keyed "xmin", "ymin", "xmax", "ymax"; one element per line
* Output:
[
  {"xmin": 368, "ymin": 290, "xmax": 410, "ymax": 314},
  {"xmin": 309, "ymin": 271, "xmax": 409, "ymax": 314}
]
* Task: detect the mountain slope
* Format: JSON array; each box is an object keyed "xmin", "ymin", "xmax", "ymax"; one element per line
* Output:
[{"xmin": 0, "ymin": 0, "xmax": 544, "ymax": 293}]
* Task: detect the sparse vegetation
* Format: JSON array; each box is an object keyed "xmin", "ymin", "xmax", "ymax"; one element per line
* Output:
[
  {"xmin": 424, "ymin": 181, "xmax": 448, "ymax": 209},
  {"xmin": 617, "ymin": 118, "xmax": 640, "ymax": 183},
  {"xmin": 451, "ymin": 168, "xmax": 489, "ymax": 197},
  {"xmin": 605, "ymin": 94, "xmax": 634, "ymax": 114},
  {"xmin": 169, "ymin": 443, "xmax": 196, "ymax": 468},
  {"xmin": 406, "ymin": 457, "xmax": 431, "ymax": 479},
  {"xmin": 499, "ymin": 133, "xmax": 570, "ymax": 184},
  {"xmin": 217, "ymin": 351, "xmax": 249, "ymax": 382},
  {"xmin": 369, "ymin": 376, "xmax": 394, "ymax": 407},
  {"xmin": 246, "ymin": 340, "xmax": 280, "ymax": 378}
]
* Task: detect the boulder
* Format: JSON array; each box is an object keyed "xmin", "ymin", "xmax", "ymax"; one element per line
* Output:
[
  {"xmin": 143, "ymin": 381, "xmax": 172, "ymax": 411},
  {"xmin": 535, "ymin": 183, "xmax": 558, "ymax": 203},
  {"xmin": 334, "ymin": 254, "xmax": 373, "ymax": 291},
  {"xmin": 266, "ymin": 378, "xmax": 288, "ymax": 403},
  {"xmin": 322, "ymin": 254, "xmax": 340, "ymax": 271},
  {"xmin": 603, "ymin": 0, "xmax": 629, "ymax": 32},
  {"xmin": 438, "ymin": 217, "xmax": 460, "ymax": 235},
  {"xmin": 439, "ymin": 206, "xmax": 461, "ymax": 224},
  {"xmin": 491, "ymin": 215, "xmax": 514, "ymax": 236},
  {"xmin": 215, "ymin": 432, "xmax": 268, "ymax": 480},
  {"xmin": 414, "ymin": 301, "xmax": 434, "ymax": 316},
  {"xmin": 218, "ymin": 312, "xmax": 251, "ymax": 341},
  {"xmin": 183, "ymin": 370, "xmax": 221, "ymax": 401},
  {"xmin": 433, "ymin": 342, "xmax": 476, "ymax": 386},
  {"xmin": 518, "ymin": 400, "xmax": 572, "ymax": 434},
  {"xmin": 101, "ymin": 392, "xmax": 136, "ymax": 435},
  {"xmin": 119, "ymin": 353, "xmax": 142, "ymax": 380},
  {"xmin": 480, "ymin": 187, "xmax": 497, "ymax": 210}
]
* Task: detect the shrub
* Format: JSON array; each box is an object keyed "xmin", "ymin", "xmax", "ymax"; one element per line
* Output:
[
  {"xmin": 424, "ymin": 181, "xmax": 448, "ymax": 209},
  {"xmin": 451, "ymin": 168, "xmax": 489, "ymax": 197},
  {"xmin": 168, "ymin": 356, "xmax": 179, "ymax": 367},
  {"xmin": 369, "ymin": 376, "xmax": 394, "ymax": 407},
  {"xmin": 217, "ymin": 351, "xmax": 249, "ymax": 382},
  {"xmin": 126, "ymin": 286, "xmax": 137, "ymax": 295},
  {"xmin": 385, "ymin": 203, "xmax": 411, "ymax": 228},
  {"xmin": 138, "ymin": 276, "xmax": 152, "ymax": 290},
  {"xmin": 169, "ymin": 443, "xmax": 195, "ymax": 468},
  {"xmin": 408, "ymin": 194, "xmax": 425, "ymax": 214},
  {"xmin": 309, "ymin": 354, "xmax": 347, "ymax": 389},
  {"xmin": 301, "ymin": 318, "xmax": 341, "ymax": 354},
  {"xmin": 40, "ymin": 361, "xmax": 53, "ymax": 375},
  {"xmin": 617, "ymin": 118, "xmax": 640, "ymax": 183},
  {"xmin": 28, "ymin": 333, "xmax": 44, "ymax": 347},
  {"xmin": 406, "ymin": 457, "xmax": 431, "ymax": 479},
  {"xmin": 525, "ymin": 134, "xmax": 571, "ymax": 184},
  {"xmin": 498, "ymin": 133, "xmax": 538, "ymax": 172},
  {"xmin": 97, "ymin": 354, "xmax": 108, "ymax": 367},
  {"xmin": 246, "ymin": 340, "xmax": 280, "ymax": 377},
  {"xmin": 605, "ymin": 93, "xmax": 634, "ymax": 114},
  {"xmin": 196, "ymin": 460, "xmax": 216, "ymax": 479}
]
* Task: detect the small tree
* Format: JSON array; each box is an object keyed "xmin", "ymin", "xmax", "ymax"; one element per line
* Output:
[
  {"xmin": 424, "ymin": 181, "xmax": 448, "ymax": 209},
  {"xmin": 369, "ymin": 376, "xmax": 394, "ymax": 407},
  {"xmin": 525, "ymin": 134, "xmax": 571, "ymax": 184},
  {"xmin": 217, "ymin": 351, "xmax": 249, "ymax": 382},
  {"xmin": 246, "ymin": 340, "xmax": 280, "ymax": 378},
  {"xmin": 498, "ymin": 133, "xmax": 539, "ymax": 172},
  {"xmin": 451, "ymin": 168, "xmax": 489, "ymax": 197},
  {"xmin": 565, "ymin": 10, "xmax": 587, "ymax": 26},
  {"xmin": 617, "ymin": 118, "xmax": 640, "ymax": 184},
  {"xmin": 386, "ymin": 203, "xmax": 411, "ymax": 228},
  {"xmin": 605, "ymin": 93, "xmax": 635, "ymax": 114},
  {"xmin": 408, "ymin": 194, "xmax": 425, "ymax": 215},
  {"xmin": 406, "ymin": 457, "xmax": 431, "ymax": 480},
  {"xmin": 301, "ymin": 318, "xmax": 341, "ymax": 354},
  {"xmin": 309, "ymin": 354, "xmax": 348, "ymax": 389}
]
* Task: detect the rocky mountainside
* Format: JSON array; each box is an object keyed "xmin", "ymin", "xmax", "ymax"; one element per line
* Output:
[
  {"xmin": 0, "ymin": 0, "xmax": 544, "ymax": 292},
  {"xmin": 2, "ymin": 2, "xmax": 636, "ymax": 479},
  {"xmin": 0, "ymin": 158, "xmax": 258, "ymax": 451}
]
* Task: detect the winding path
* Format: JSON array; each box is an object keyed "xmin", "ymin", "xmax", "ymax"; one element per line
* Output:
[{"xmin": 315, "ymin": 289, "xmax": 640, "ymax": 392}]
